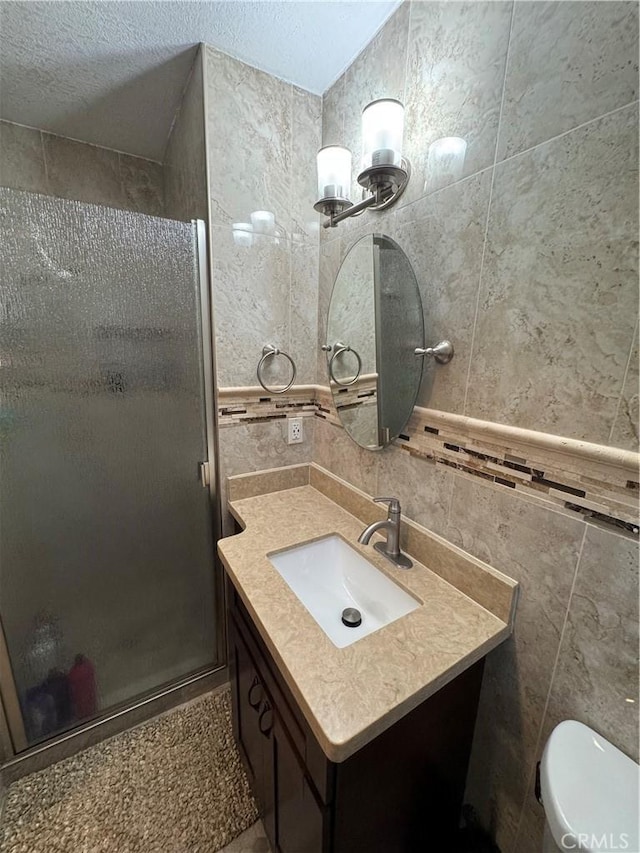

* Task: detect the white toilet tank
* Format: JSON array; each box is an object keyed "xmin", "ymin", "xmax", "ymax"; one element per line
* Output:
[{"xmin": 540, "ymin": 720, "xmax": 639, "ymax": 853}]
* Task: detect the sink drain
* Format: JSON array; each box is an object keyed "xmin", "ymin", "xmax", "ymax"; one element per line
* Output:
[{"xmin": 341, "ymin": 607, "xmax": 362, "ymax": 628}]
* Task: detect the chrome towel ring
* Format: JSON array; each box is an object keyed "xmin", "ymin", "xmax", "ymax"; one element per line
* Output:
[
  {"xmin": 257, "ymin": 344, "xmax": 297, "ymax": 394},
  {"xmin": 328, "ymin": 341, "xmax": 363, "ymax": 387}
]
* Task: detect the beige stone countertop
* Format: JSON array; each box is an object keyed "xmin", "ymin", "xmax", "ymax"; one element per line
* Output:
[{"xmin": 218, "ymin": 482, "xmax": 514, "ymax": 763}]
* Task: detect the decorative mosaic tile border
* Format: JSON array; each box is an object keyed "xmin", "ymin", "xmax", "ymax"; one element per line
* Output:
[
  {"xmin": 217, "ymin": 385, "xmax": 318, "ymax": 428},
  {"xmin": 217, "ymin": 384, "xmax": 639, "ymax": 536},
  {"xmin": 330, "ymin": 374, "xmax": 378, "ymax": 415}
]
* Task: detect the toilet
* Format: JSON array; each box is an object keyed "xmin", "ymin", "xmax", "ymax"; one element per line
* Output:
[{"xmin": 540, "ymin": 720, "xmax": 639, "ymax": 852}]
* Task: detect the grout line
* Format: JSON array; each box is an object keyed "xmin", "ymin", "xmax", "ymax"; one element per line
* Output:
[
  {"xmin": 511, "ymin": 522, "xmax": 588, "ymax": 847},
  {"xmin": 492, "ymin": 0, "xmax": 517, "ymax": 169},
  {"xmin": 461, "ymin": 0, "xmax": 515, "ymax": 416},
  {"xmin": 395, "ymin": 164, "xmax": 495, "ymax": 224},
  {"xmin": 497, "ymin": 98, "xmax": 638, "ymax": 169},
  {"xmin": 607, "ymin": 316, "xmax": 638, "ymax": 446},
  {"xmin": 397, "ymin": 98, "xmax": 638, "ymax": 224}
]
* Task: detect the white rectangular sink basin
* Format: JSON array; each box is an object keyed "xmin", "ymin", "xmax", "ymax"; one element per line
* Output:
[{"xmin": 268, "ymin": 534, "xmax": 420, "ymax": 648}]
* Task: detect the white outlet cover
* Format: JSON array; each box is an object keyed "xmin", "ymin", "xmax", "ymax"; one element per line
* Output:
[{"xmin": 288, "ymin": 418, "xmax": 303, "ymax": 444}]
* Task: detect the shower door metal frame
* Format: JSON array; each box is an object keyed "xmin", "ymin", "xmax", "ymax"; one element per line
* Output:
[
  {"xmin": 0, "ymin": 217, "xmax": 226, "ymax": 771},
  {"xmin": 194, "ymin": 217, "xmax": 227, "ymax": 676}
]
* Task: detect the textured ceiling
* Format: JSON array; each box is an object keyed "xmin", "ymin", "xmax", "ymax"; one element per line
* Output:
[{"xmin": 0, "ymin": 0, "xmax": 400, "ymax": 161}]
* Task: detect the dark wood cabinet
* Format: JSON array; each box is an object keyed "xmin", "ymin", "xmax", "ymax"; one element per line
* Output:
[{"xmin": 227, "ymin": 575, "xmax": 483, "ymax": 853}]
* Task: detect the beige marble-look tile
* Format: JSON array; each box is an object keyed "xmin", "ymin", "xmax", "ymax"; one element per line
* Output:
[
  {"xmin": 310, "ymin": 462, "xmax": 387, "ymax": 528},
  {"xmin": 291, "ymin": 86, "xmax": 322, "ymax": 244},
  {"xmin": 543, "ymin": 524, "xmax": 639, "ymax": 761},
  {"xmin": 119, "ymin": 153, "xmax": 164, "ymax": 216},
  {"xmin": 512, "ymin": 524, "xmax": 640, "ymax": 853},
  {"xmin": 218, "ymin": 420, "xmax": 314, "ymax": 535},
  {"xmin": 164, "ymin": 49, "xmax": 208, "ymax": 223},
  {"xmin": 449, "ymin": 476, "xmax": 584, "ymax": 852},
  {"xmin": 211, "ymin": 225, "xmax": 291, "ymax": 388},
  {"xmin": 610, "ymin": 321, "xmax": 639, "ymax": 451},
  {"xmin": 377, "ymin": 443, "xmax": 453, "ymax": 538},
  {"xmin": 205, "ymin": 45, "xmax": 291, "ymax": 234},
  {"xmin": 465, "ymin": 104, "xmax": 639, "ymax": 444},
  {"xmin": 316, "ymin": 238, "xmax": 342, "ymax": 382},
  {"xmin": 42, "ymin": 132, "xmax": 124, "ymax": 208},
  {"xmin": 220, "ymin": 421, "xmax": 314, "ymax": 479},
  {"xmin": 403, "ymin": 1, "xmax": 512, "ymax": 203},
  {"xmin": 313, "ymin": 416, "xmax": 378, "ymax": 496},
  {"xmin": 228, "ymin": 464, "xmax": 310, "ymax": 502},
  {"xmin": 342, "ymin": 2, "xmax": 410, "ymax": 205},
  {"xmin": 291, "ymin": 239, "xmax": 319, "ymax": 385},
  {"xmin": 511, "ymin": 790, "xmax": 547, "ymax": 853},
  {"xmin": 0, "ymin": 120, "xmax": 47, "ymax": 193},
  {"xmin": 321, "ymin": 75, "xmax": 345, "ymax": 147},
  {"xmin": 497, "ymin": 1, "xmax": 639, "ymax": 161},
  {"xmin": 394, "ymin": 169, "xmax": 492, "ymax": 414},
  {"xmin": 337, "ymin": 206, "xmax": 397, "ymax": 260}
]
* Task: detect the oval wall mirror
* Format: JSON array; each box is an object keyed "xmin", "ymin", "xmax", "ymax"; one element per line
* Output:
[{"xmin": 325, "ymin": 233, "xmax": 424, "ymax": 450}]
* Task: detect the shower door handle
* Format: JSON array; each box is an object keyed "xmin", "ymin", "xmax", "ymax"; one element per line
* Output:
[{"xmin": 199, "ymin": 461, "xmax": 211, "ymax": 487}]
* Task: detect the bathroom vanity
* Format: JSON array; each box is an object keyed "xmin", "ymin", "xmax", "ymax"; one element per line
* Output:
[{"xmin": 219, "ymin": 464, "xmax": 518, "ymax": 853}]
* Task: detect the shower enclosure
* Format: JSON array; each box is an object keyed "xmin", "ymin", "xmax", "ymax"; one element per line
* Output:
[{"xmin": 0, "ymin": 188, "xmax": 222, "ymax": 756}]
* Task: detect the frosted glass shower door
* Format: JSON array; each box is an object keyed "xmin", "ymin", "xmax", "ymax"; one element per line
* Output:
[{"xmin": 0, "ymin": 188, "xmax": 219, "ymax": 750}]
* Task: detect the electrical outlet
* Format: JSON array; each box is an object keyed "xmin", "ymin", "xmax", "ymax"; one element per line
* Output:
[{"xmin": 288, "ymin": 417, "xmax": 303, "ymax": 444}]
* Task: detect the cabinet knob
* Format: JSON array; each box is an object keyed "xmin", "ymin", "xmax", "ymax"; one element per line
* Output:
[
  {"xmin": 248, "ymin": 676, "xmax": 263, "ymax": 710},
  {"xmin": 259, "ymin": 702, "xmax": 273, "ymax": 737}
]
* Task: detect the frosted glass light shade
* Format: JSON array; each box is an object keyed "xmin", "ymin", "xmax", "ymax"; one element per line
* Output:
[
  {"xmin": 316, "ymin": 145, "xmax": 352, "ymax": 202},
  {"xmin": 361, "ymin": 99, "xmax": 404, "ymax": 170}
]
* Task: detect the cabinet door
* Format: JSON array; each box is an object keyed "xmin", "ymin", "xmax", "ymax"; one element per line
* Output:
[
  {"xmin": 229, "ymin": 617, "xmax": 270, "ymax": 812},
  {"xmin": 273, "ymin": 713, "xmax": 324, "ymax": 853}
]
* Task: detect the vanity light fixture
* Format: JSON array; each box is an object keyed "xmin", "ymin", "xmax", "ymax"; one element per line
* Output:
[{"xmin": 314, "ymin": 98, "xmax": 411, "ymax": 228}]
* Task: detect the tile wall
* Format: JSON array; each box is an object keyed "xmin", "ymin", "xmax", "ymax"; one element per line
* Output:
[
  {"xmin": 164, "ymin": 46, "xmax": 208, "ymax": 223},
  {"xmin": 203, "ymin": 45, "xmax": 321, "ymax": 531},
  {"xmin": 313, "ymin": 3, "xmax": 639, "ymax": 851},
  {"xmin": 0, "ymin": 120, "xmax": 164, "ymax": 215}
]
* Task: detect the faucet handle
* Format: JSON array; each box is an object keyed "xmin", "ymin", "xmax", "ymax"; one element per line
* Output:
[{"xmin": 373, "ymin": 496, "xmax": 401, "ymax": 514}]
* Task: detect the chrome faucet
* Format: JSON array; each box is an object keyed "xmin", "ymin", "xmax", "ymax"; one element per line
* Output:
[{"xmin": 358, "ymin": 497, "xmax": 413, "ymax": 569}]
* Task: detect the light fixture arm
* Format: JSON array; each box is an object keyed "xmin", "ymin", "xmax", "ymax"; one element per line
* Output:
[
  {"xmin": 320, "ymin": 160, "xmax": 411, "ymax": 228},
  {"xmin": 321, "ymin": 187, "xmax": 383, "ymax": 229}
]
